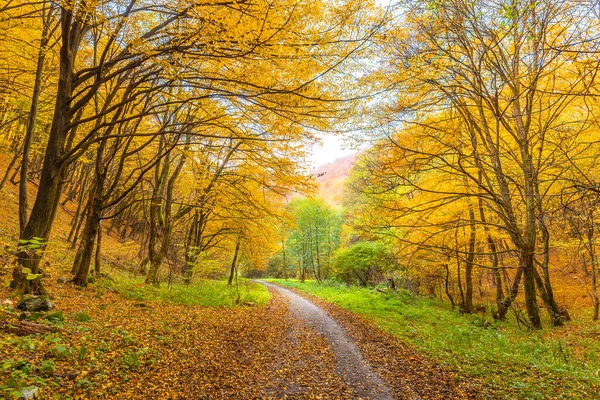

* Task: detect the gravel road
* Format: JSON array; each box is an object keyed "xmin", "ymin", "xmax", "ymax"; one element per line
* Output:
[{"xmin": 259, "ymin": 281, "xmax": 395, "ymax": 400}]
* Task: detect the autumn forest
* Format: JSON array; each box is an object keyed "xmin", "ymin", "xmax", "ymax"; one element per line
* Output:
[{"xmin": 1, "ymin": 0, "xmax": 600, "ymax": 399}]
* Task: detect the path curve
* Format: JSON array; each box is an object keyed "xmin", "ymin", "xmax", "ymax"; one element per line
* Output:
[{"xmin": 259, "ymin": 281, "xmax": 396, "ymax": 400}]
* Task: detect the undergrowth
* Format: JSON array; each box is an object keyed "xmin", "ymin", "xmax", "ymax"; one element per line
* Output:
[{"xmin": 98, "ymin": 272, "xmax": 270, "ymax": 307}]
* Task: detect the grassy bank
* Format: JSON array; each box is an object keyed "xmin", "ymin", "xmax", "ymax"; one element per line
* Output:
[
  {"xmin": 269, "ymin": 279, "xmax": 600, "ymax": 400},
  {"xmin": 96, "ymin": 272, "xmax": 271, "ymax": 307}
]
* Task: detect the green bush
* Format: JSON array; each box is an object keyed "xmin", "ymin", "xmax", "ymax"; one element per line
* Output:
[{"xmin": 333, "ymin": 241, "xmax": 391, "ymax": 286}]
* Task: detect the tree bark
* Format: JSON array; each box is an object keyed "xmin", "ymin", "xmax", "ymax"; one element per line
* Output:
[
  {"xmin": 10, "ymin": 8, "xmax": 87, "ymax": 294},
  {"xmin": 227, "ymin": 236, "xmax": 241, "ymax": 286},
  {"xmin": 20, "ymin": 6, "xmax": 53, "ymax": 235},
  {"xmin": 462, "ymin": 205, "xmax": 476, "ymax": 313},
  {"xmin": 0, "ymin": 146, "xmax": 22, "ymax": 191}
]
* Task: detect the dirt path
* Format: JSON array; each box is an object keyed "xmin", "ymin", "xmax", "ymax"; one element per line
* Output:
[
  {"xmin": 260, "ymin": 281, "xmax": 396, "ymax": 400},
  {"xmin": 2, "ymin": 276, "xmax": 479, "ymax": 399}
]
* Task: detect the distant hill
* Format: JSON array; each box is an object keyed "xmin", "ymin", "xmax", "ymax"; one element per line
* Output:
[{"xmin": 313, "ymin": 153, "xmax": 357, "ymax": 205}]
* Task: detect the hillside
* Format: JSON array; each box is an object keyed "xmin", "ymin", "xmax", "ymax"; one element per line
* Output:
[
  {"xmin": 0, "ymin": 154, "xmax": 140, "ymax": 274},
  {"xmin": 313, "ymin": 153, "xmax": 357, "ymax": 205}
]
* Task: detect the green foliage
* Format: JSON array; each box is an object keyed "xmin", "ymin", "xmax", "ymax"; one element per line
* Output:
[
  {"xmin": 284, "ymin": 197, "xmax": 344, "ymax": 280},
  {"xmin": 77, "ymin": 346, "xmax": 88, "ymax": 361},
  {"xmin": 44, "ymin": 311, "xmax": 64, "ymax": 323},
  {"xmin": 21, "ymin": 268, "xmax": 42, "ymax": 281},
  {"xmin": 52, "ymin": 344, "xmax": 72, "ymax": 358},
  {"xmin": 271, "ymin": 280, "xmax": 600, "ymax": 399},
  {"xmin": 39, "ymin": 360, "xmax": 55, "ymax": 377},
  {"xmin": 73, "ymin": 312, "xmax": 91, "ymax": 322},
  {"xmin": 186, "ymin": 249, "xmax": 226, "ymax": 280},
  {"xmin": 75, "ymin": 378, "xmax": 93, "ymax": 389},
  {"xmin": 0, "ymin": 359, "xmax": 38, "ymax": 399},
  {"xmin": 333, "ymin": 241, "xmax": 392, "ymax": 286},
  {"xmin": 121, "ymin": 349, "xmax": 144, "ymax": 369},
  {"xmin": 116, "ymin": 329, "xmax": 135, "ymax": 345},
  {"xmin": 16, "ymin": 237, "xmax": 45, "ymax": 258}
]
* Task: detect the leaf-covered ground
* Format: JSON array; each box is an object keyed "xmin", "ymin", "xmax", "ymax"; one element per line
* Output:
[
  {"xmin": 1, "ymin": 277, "xmax": 343, "ymax": 399},
  {"xmin": 1, "ymin": 272, "xmax": 488, "ymax": 399}
]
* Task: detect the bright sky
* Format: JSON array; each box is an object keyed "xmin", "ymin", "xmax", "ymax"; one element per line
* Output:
[
  {"xmin": 307, "ymin": 0, "xmax": 392, "ymax": 168},
  {"xmin": 309, "ymin": 134, "xmax": 357, "ymax": 168}
]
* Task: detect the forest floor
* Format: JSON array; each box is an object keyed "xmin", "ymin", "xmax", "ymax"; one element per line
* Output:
[{"xmin": 1, "ymin": 274, "xmax": 480, "ymax": 399}]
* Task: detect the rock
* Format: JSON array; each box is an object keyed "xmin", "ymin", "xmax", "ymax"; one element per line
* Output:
[
  {"xmin": 20, "ymin": 386, "xmax": 39, "ymax": 400},
  {"xmin": 17, "ymin": 295, "xmax": 54, "ymax": 312},
  {"xmin": 56, "ymin": 277, "xmax": 68, "ymax": 284}
]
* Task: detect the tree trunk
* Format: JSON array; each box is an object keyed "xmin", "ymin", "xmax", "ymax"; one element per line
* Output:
[
  {"xmin": 314, "ymin": 224, "xmax": 322, "ymax": 283},
  {"xmin": 146, "ymin": 144, "xmax": 186, "ymax": 286},
  {"xmin": 227, "ymin": 236, "xmax": 241, "ymax": 286},
  {"xmin": 456, "ymin": 248, "xmax": 464, "ymax": 308},
  {"xmin": 282, "ymin": 239, "xmax": 288, "ymax": 280},
  {"xmin": 462, "ymin": 205, "xmax": 476, "ymax": 313},
  {"xmin": 95, "ymin": 221, "xmax": 102, "ymax": 275},
  {"xmin": 521, "ymin": 250, "xmax": 542, "ymax": 329},
  {"xmin": 533, "ymin": 266, "xmax": 569, "ymax": 324},
  {"xmin": 10, "ymin": 9, "xmax": 86, "ymax": 294},
  {"xmin": 586, "ymin": 226, "xmax": 600, "ymax": 321},
  {"xmin": 20, "ymin": 8, "xmax": 52, "ymax": 235},
  {"xmin": 477, "ymin": 196, "xmax": 505, "ymax": 319},
  {"xmin": 68, "ymin": 165, "xmax": 91, "ymax": 244},
  {"xmin": 72, "ymin": 179, "xmax": 101, "ymax": 287},
  {"xmin": 183, "ymin": 214, "xmax": 198, "ymax": 285},
  {"xmin": 444, "ymin": 262, "xmax": 455, "ymax": 308},
  {"xmin": 0, "ymin": 147, "xmax": 22, "ymax": 191}
]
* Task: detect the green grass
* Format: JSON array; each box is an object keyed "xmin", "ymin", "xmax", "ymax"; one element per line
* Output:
[
  {"xmin": 98, "ymin": 273, "xmax": 270, "ymax": 307},
  {"xmin": 269, "ymin": 279, "xmax": 600, "ymax": 400}
]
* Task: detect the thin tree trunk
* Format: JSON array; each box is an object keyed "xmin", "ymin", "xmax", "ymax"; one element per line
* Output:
[
  {"xmin": 456, "ymin": 248, "xmax": 464, "ymax": 308},
  {"xmin": 95, "ymin": 222, "xmax": 102, "ymax": 274},
  {"xmin": 282, "ymin": 239, "xmax": 288, "ymax": 280},
  {"xmin": 0, "ymin": 147, "xmax": 22, "ymax": 191},
  {"xmin": 68, "ymin": 165, "xmax": 91, "ymax": 243},
  {"xmin": 72, "ymin": 178, "xmax": 101, "ymax": 286},
  {"xmin": 444, "ymin": 262, "xmax": 455, "ymax": 308},
  {"xmin": 462, "ymin": 205, "xmax": 476, "ymax": 313},
  {"xmin": 227, "ymin": 236, "xmax": 241, "ymax": 286}
]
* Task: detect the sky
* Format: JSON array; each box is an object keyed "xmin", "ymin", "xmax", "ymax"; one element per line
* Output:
[
  {"xmin": 307, "ymin": 0, "xmax": 392, "ymax": 168},
  {"xmin": 309, "ymin": 134, "xmax": 357, "ymax": 168}
]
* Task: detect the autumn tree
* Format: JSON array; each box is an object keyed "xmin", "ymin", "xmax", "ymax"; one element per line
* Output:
[
  {"xmin": 6, "ymin": 0, "xmax": 380, "ymax": 293},
  {"xmin": 352, "ymin": 0, "xmax": 600, "ymax": 327}
]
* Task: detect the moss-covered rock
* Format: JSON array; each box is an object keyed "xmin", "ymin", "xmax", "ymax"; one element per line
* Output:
[{"xmin": 17, "ymin": 295, "xmax": 54, "ymax": 312}]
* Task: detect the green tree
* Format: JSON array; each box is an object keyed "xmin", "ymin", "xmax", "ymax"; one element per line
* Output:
[{"xmin": 286, "ymin": 198, "xmax": 343, "ymax": 282}]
